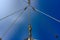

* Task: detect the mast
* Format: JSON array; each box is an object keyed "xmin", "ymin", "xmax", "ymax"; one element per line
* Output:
[
  {"xmin": 28, "ymin": 0, "xmax": 30, "ymax": 6},
  {"xmin": 28, "ymin": 24, "xmax": 32, "ymax": 40},
  {"xmin": 25, "ymin": 0, "xmax": 33, "ymax": 40}
]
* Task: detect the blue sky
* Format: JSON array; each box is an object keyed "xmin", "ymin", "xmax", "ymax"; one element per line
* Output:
[{"xmin": 0, "ymin": 0, "xmax": 60, "ymax": 40}]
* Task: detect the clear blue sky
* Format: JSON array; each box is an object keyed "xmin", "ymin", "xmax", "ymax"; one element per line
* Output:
[{"xmin": 0, "ymin": 0, "xmax": 60, "ymax": 40}]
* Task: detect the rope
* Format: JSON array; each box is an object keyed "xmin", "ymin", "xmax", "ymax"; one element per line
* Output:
[
  {"xmin": 2, "ymin": 6, "xmax": 28, "ymax": 38},
  {"xmin": 31, "ymin": 6, "xmax": 60, "ymax": 23},
  {"xmin": 0, "ymin": 8, "xmax": 23, "ymax": 22}
]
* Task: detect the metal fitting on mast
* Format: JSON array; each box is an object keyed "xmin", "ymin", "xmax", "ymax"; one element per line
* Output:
[
  {"xmin": 28, "ymin": 24, "xmax": 33, "ymax": 40},
  {"xmin": 28, "ymin": 0, "xmax": 30, "ymax": 5},
  {"xmin": 28, "ymin": 24, "xmax": 32, "ymax": 37}
]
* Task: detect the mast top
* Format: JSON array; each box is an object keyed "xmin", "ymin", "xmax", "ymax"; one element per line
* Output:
[{"xmin": 28, "ymin": 0, "xmax": 30, "ymax": 5}]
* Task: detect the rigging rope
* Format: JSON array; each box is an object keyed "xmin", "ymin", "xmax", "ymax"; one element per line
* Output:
[
  {"xmin": 0, "ymin": 9, "xmax": 23, "ymax": 22},
  {"xmin": 1, "ymin": 6, "xmax": 28, "ymax": 38},
  {"xmin": 23, "ymin": 0, "xmax": 60, "ymax": 23},
  {"xmin": 31, "ymin": 6, "xmax": 60, "ymax": 23}
]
